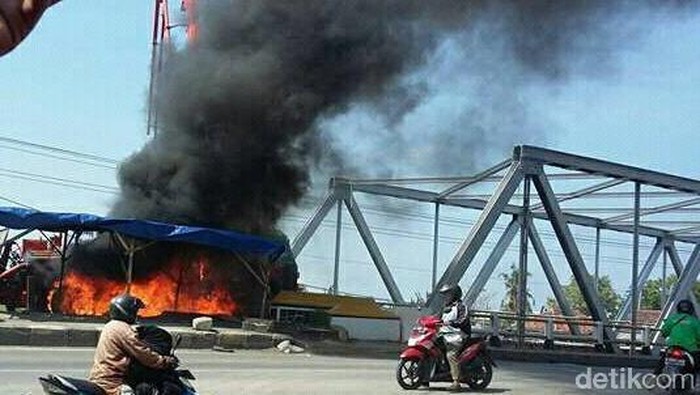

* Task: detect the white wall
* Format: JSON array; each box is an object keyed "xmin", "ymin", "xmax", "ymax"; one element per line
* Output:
[
  {"xmin": 389, "ymin": 306, "xmax": 425, "ymax": 342},
  {"xmin": 331, "ymin": 316, "xmax": 402, "ymax": 342}
]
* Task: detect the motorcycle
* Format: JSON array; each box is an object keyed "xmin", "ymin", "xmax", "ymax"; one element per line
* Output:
[
  {"xmin": 658, "ymin": 346, "xmax": 696, "ymax": 392},
  {"xmin": 396, "ymin": 315, "xmax": 496, "ymax": 390},
  {"xmin": 38, "ymin": 325, "xmax": 198, "ymax": 395}
]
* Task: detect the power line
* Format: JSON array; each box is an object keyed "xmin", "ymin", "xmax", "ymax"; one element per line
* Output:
[
  {"xmin": 0, "ymin": 135, "xmax": 120, "ymax": 164},
  {"xmin": 0, "ymin": 144, "xmax": 117, "ymax": 170},
  {"xmin": 0, "ymin": 193, "xmax": 36, "ymax": 209},
  {"xmin": 0, "ymin": 168, "xmax": 119, "ymax": 194},
  {"xmin": 0, "ymin": 168, "xmax": 118, "ymax": 191}
]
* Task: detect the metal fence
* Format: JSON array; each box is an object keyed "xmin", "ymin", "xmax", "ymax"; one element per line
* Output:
[{"xmin": 469, "ymin": 310, "xmax": 661, "ymax": 353}]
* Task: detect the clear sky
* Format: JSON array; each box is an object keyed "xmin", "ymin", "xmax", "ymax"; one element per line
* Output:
[
  {"xmin": 2, "ymin": 2, "xmax": 700, "ymax": 308},
  {"xmin": 0, "ymin": 1, "xmax": 152, "ymax": 213}
]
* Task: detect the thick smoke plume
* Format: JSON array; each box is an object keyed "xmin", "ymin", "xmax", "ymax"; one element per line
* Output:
[
  {"xmin": 49, "ymin": 1, "xmax": 699, "ymax": 317},
  {"xmin": 112, "ymin": 0, "xmax": 696, "ymax": 234},
  {"xmin": 114, "ymin": 0, "xmax": 476, "ymax": 233}
]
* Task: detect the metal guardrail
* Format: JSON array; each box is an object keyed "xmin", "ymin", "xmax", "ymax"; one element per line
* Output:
[
  {"xmin": 468, "ymin": 310, "xmax": 662, "ymax": 352},
  {"xmin": 360, "ymin": 302, "xmax": 666, "ymax": 352}
]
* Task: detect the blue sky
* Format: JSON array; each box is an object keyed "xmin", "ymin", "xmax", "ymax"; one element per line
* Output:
[
  {"xmin": 2, "ymin": 2, "xmax": 700, "ymax": 307},
  {"xmin": 0, "ymin": 1, "xmax": 151, "ymax": 212}
]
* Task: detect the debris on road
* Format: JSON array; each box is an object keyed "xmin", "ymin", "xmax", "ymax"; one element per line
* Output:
[
  {"xmin": 192, "ymin": 316, "xmax": 214, "ymax": 331},
  {"xmin": 276, "ymin": 339, "xmax": 305, "ymax": 354}
]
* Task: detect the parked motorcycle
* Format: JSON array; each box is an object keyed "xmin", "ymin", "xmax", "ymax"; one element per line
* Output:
[
  {"xmin": 38, "ymin": 325, "xmax": 198, "ymax": 395},
  {"xmin": 658, "ymin": 346, "xmax": 695, "ymax": 392},
  {"xmin": 396, "ymin": 315, "xmax": 496, "ymax": 390}
]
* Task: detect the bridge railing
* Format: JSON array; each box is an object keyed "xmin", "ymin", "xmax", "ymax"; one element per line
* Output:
[{"xmin": 468, "ymin": 309, "xmax": 662, "ymax": 353}]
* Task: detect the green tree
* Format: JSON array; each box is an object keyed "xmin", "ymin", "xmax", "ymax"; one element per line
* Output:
[
  {"xmin": 641, "ymin": 276, "xmax": 677, "ymax": 310},
  {"xmin": 641, "ymin": 275, "xmax": 700, "ymax": 310},
  {"xmin": 546, "ymin": 275, "xmax": 621, "ymax": 317},
  {"xmin": 500, "ymin": 264, "xmax": 534, "ymax": 313}
]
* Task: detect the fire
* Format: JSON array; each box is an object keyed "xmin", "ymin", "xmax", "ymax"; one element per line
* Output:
[
  {"xmin": 48, "ymin": 255, "xmax": 237, "ymax": 318},
  {"xmin": 199, "ymin": 261, "xmax": 205, "ymax": 281}
]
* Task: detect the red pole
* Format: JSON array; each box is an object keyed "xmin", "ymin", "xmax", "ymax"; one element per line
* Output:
[
  {"xmin": 184, "ymin": 0, "xmax": 198, "ymax": 45},
  {"xmin": 161, "ymin": 0, "xmax": 171, "ymax": 42}
]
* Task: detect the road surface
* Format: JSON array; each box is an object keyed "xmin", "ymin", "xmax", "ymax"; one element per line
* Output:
[{"xmin": 0, "ymin": 347, "xmax": 656, "ymax": 394}]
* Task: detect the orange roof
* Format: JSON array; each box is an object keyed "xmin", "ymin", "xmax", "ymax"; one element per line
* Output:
[{"xmin": 272, "ymin": 291, "xmax": 398, "ymax": 319}]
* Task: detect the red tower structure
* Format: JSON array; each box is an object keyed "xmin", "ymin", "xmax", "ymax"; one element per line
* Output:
[
  {"xmin": 147, "ymin": 0, "xmax": 197, "ymax": 137},
  {"xmin": 182, "ymin": 0, "xmax": 198, "ymax": 45}
]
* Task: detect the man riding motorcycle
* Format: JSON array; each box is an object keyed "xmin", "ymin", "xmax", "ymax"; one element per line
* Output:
[
  {"xmin": 655, "ymin": 299, "xmax": 700, "ymax": 374},
  {"xmin": 89, "ymin": 294, "xmax": 178, "ymax": 395},
  {"xmin": 438, "ymin": 284, "xmax": 470, "ymax": 392}
]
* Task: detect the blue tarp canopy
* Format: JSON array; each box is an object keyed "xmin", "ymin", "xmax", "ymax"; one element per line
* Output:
[{"xmin": 0, "ymin": 207, "xmax": 284, "ymax": 259}]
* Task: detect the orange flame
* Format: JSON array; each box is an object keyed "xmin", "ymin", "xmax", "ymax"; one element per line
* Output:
[{"xmin": 49, "ymin": 255, "xmax": 237, "ymax": 318}]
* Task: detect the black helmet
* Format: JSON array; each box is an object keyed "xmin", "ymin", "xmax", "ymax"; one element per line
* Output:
[
  {"xmin": 677, "ymin": 299, "xmax": 695, "ymax": 315},
  {"xmin": 109, "ymin": 294, "xmax": 145, "ymax": 324},
  {"xmin": 438, "ymin": 284, "xmax": 462, "ymax": 304}
]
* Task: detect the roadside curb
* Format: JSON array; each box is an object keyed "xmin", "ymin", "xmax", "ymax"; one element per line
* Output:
[
  {"xmin": 0, "ymin": 323, "xmax": 660, "ymax": 368},
  {"xmin": 0, "ymin": 324, "xmax": 291, "ymax": 350}
]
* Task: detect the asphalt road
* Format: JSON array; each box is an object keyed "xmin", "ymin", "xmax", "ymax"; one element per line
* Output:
[{"xmin": 0, "ymin": 347, "xmax": 657, "ymax": 394}]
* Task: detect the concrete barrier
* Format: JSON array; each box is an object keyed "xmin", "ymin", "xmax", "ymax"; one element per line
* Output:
[
  {"xmin": 173, "ymin": 330, "xmax": 217, "ymax": 349},
  {"xmin": 29, "ymin": 327, "xmax": 70, "ymax": 347},
  {"xmin": 66, "ymin": 329, "xmax": 99, "ymax": 347},
  {"xmin": 0, "ymin": 327, "xmax": 31, "ymax": 345},
  {"xmin": 215, "ymin": 331, "xmax": 247, "ymax": 349}
]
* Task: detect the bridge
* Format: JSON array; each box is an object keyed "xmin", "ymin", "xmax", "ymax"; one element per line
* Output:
[{"xmin": 291, "ymin": 145, "xmax": 700, "ymax": 354}]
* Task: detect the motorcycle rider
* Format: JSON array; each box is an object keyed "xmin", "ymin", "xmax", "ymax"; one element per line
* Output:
[
  {"xmin": 438, "ymin": 284, "xmax": 470, "ymax": 392},
  {"xmin": 89, "ymin": 294, "xmax": 178, "ymax": 395},
  {"xmin": 654, "ymin": 299, "xmax": 700, "ymax": 374}
]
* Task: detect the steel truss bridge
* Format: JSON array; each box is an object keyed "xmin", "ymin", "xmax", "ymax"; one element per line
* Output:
[{"xmin": 291, "ymin": 145, "xmax": 700, "ymax": 352}]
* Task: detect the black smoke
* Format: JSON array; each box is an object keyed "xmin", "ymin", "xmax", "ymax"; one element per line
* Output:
[
  {"xmin": 111, "ymin": 0, "xmax": 698, "ymax": 234},
  {"xmin": 46, "ymin": 0, "xmax": 700, "ymax": 317}
]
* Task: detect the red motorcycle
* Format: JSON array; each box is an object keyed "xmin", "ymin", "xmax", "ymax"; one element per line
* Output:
[
  {"xmin": 396, "ymin": 315, "xmax": 496, "ymax": 390},
  {"xmin": 657, "ymin": 346, "xmax": 696, "ymax": 392}
]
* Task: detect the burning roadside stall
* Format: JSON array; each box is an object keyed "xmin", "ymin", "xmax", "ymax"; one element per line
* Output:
[
  {"xmin": 52, "ymin": 245, "xmax": 242, "ymax": 318},
  {"xmin": 0, "ymin": 207, "xmax": 292, "ymax": 320}
]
